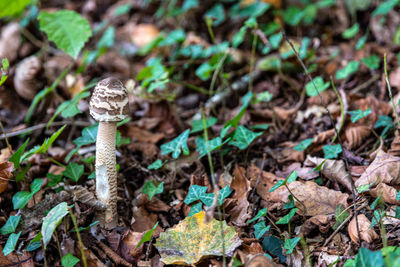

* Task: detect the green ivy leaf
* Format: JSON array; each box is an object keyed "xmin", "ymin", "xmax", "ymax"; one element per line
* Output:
[
  {"xmin": 283, "ymin": 6, "xmax": 304, "ymax": 26},
  {"xmin": 0, "ymin": 215, "xmax": 21, "ymax": 235},
  {"xmin": 229, "ymin": 126, "xmax": 262, "ymax": 150},
  {"xmin": 161, "ymin": 129, "xmax": 190, "ymax": 159},
  {"xmin": 333, "ymin": 204, "xmax": 349, "ymax": 230},
  {"xmin": 142, "ymin": 181, "xmax": 164, "ymax": 200},
  {"xmin": 42, "ymin": 202, "xmax": 69, "ymax": 248},
  {"xmin": 63, "ymin": 163, "xmax": 84, "ymax": 183},
  {"xmin": 269, "ymin": 180, "xmax": 285, "ymax": 193},
  {"xmin": 12, "ymin": 179, "xmax": 43, "ymax": 210},
  {"xmin": 356, "ymin": 33, "xmax": 368, "ymax": 50},
  {"xmin": 357, "ymin": 182, "xmax": 374, "ymax": 194},
  {"xmin": 232, "ymin": 25, "xmax": 247, "ymax": 48},
  {"xmin": 184, "ymin": 185, "xmax": 207, "ymax": 205},
  {"xmin": 61, "ymin": 253, "xmax": 80, "ymax": 267},
  {"xmin": 218, "ymin": 186, "xmax": 232, "ymax": 205},
  {"xmin": 248, "ymin": 207, "xmax": 268, "ymax": 224},
  {"xmin": 199, "ymin": 192, "xmax": 215, "ymax": 207},
  {"xmin": 348, "ymin": 108, "xmax": 372, "ymax": 122},
  {"xmin": 362, "ymin": 55, "xmax": 380, "ymax": 70},
  {"xmin": 3, "ymin": 232, "xmax": 21, "ymax": 256},
  {"xmin": 323, "ymin": 144, "xmax": 342, "ymax": 159},
  {"xmin": 195, "ymin": 136, "xmax": 222, "ymax": 158},
  {"xmin": 9, "ymin": 138, "xmax": 29, "ymax": 169},
  {"xmin": 147, "ymin": 159, "xmax": 165, "ymax": 170},
  {"xmin": 188, "ymin": 202, "xmax": 203, "ymax": 217},
  {"xmin": 0, "ymin": 0, "xmax": 30, "ymax": 18},
  {"xmin": 284, "ymin": 237, "xmax": 300, "ymax": 254},
  {"xmin": 137, "ymin": 222, "xmax": 159, "ymax": 248},
  {"xmin": 372, "ymin": 0, "xmax": 398, "ymax": 16},
  {"xmin": 159, "ymin": 29, "xmax": 185, "ymax": 46},
  {"xmin": 370, "ymin": 209, "xmax": 385, "ymax": 228},
  {"xmin": 73, "ymin": 124, "xmax": 98, "ymax": 147},
  {"xmin": 38, "ymin": 10, "xmax": 92, "ymax": 59},
  {"xmin": 191, "ymin": 116, "xmax": 217, "ymax": 133},
  {"xmin": 269, "ymin": 171, "xmax": 297, "ymax": 192},
  {"xmin": 293, "ymin": 138, "xmax": 313, "ymax": 151},
  {"xmin": 254, "ymin": 221, "xmax": 270, "ymax": 239},
  {"xmin": 26, "ymin": 232, "xmax": 42, "ymax": 252},
  {"xmin": 342, "ymin": 23, "xmax": 359, "ymax": 39},
  {"xmin": 205, "ymin": 4, "xmax": 225, "ymax": 26},
  {"xmin": 336, "ymin": 61, "xmax": 360, "ymax": 80},
  {"xmin": 305, "ymin": 76, "xmax": 329, "ymax": 97},
  {"xmin": 354, "ymin": 247, "xmax": 384, "ymax": 267},
  {"xmin": 276, "ymin": 208, "xmax": 297, "ymax": 225}
]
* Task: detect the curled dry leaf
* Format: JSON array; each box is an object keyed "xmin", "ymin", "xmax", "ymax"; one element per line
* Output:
[
  {"xmin": 301, "ymin": 214, "xmax": 334, "ymax": 236},
  {"xmin": 126, "ymin": 126, "xmax": 164, "ymax": 144},
  {"xmin": 288, "ymin": 181, "xmax": 349, "ymax": 216},
  {"xmin": 273, "ymin": 106, "xmax": 297, "ymax": 122},
  {"xmin": 355, "ymin": 150, "xmax": 400, "ymax": 188},
  {"xmin": 14, "ymin": 55, "xmax": 41, "ymax": 101},
  {"xmin": 344, "ymin": 125, "xmax": 371, "ymax": 150},
  {"xmin": 0, "ymin": 161, "xmax": 14, "ymax": 194},
  {"xmin": 312, "ymin": 129, "xmax": 336, "ymax": 145},
  {"xmin": 247, "ymin": 164, "xmax": 283, "ymax": 203},
  {"xmin": 244, "ymin": 254, "xmax": 282, "ymax": 267},
  {"xmin": 0, "ymin": 22, "xmax": 20, "ymax": 62},
  {"xmin": 388, "ymin": 129, "xmax": 400, "ymax": 157},
  {"xmin": 370, "ymin": 183, "xmax": 400, "ymax": 205},
  {"xmin": 307, "ymin": 90, "xmax": 337, "ymax": 106},
  {"xmin": 352, "ymin": 95, "xmax": 391, "ymax": 125},
  {"xmin": 306, "ymin": 156, "xmax": 352, "ymax": 192},
  {"xmin": 155, "ymin": 211, "xmax": 241, "ymax": 265},
  {"xmin": 348, "ymin": 214, "xmax": 379, "ymax": 243},
  {"xmin": 122, "ymin": 230, "xmax": 144, "ymax": 259},
  {"xmin": 275, "ymin": 148, "xmax": 304, "ymax": 164},
  {"xmin": 226, "ymin": 165, "xmax": 252, "ymax": 225}
]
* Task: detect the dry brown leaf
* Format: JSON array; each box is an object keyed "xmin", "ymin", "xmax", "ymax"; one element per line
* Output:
[
  {"xmin": 122, "ymin": 230, "xmax": 144, "ymax": 258},
  {"xmin": 389, "ymin": 129, "xmax": 400, "ymax": 157},
  {"xmin": 301, "ymin": 214, "xmax": 334, "ymax": 236},
  {"xmin": 306, "ymin": 156, "xmax": 352, "ymax": 192},
  {"xmin": 276, "ymin": 163, "xmax": 318, "ymax": 181},
  {"xmin": 0, "ymin": 161, "xmax": 14, "ymax": 194},
  {"xmin": 244, "ymin": 254, "xmax": 281, "ymax": 267},
  {"xmin": 288, "ymin": 181, "xmax": 349, "ymax": 216},
  {"xmin": 131, "ymin": 24, "xmax": 160, "ymax": 48},
  {"xmin": 352, "ymin": 95, "xmax": 391, "ymax": 125},
  {"xmin": 2, "ymin": 249, "xmax": 33, "ymax": 267},
  {"xmin": 355, "ymin": 150, "xmax": 400, "ymax": 188},
  {"xmin": 97, "ymin": 50, "xmax": 131, "ymax": 76},
  {"xmin": 128, "ymin": 143, "xmax": 159, "ymax": 160},
  {"xmin": 348, "ymin": 214, "xmax": 379, "ymax": 243},
  {"xmin": 307, "ymin": 90, "xmax": 337, "ymax": 106},
  {"xmin": 65, "ymin": 74, "xmax": 85, "ymax": 98},
  {"xmin": 0, "ymin": 148, "xmax": 12, "ymax": 162},
  {"xmin": 273, "ymin": 107, "xmax": 297, "ymax": 122},
  {"xmin": 126, "ymin": 125, "xmax": 164, "ymax": 143},
  {"xmin": 226, "ymin": 165, "xmax": 251, "ymax": 225},
  {"xmin": 0, "ymin": 23, "xmax": 20, "ymax": 62},
  {"xmin": 14, "ymin": 55, "xmax": 41, "ymax": 101},
  {"xmin": 370, "ymin": 183, "xmax": 400, "ymax": 205},
  {"xmin": 389, "ymin": 67, "xmax": 400, "ymax": 88},
  {"xmin": 312, "ymin": 129, "xmax": 336, "ymax": 145},
  {"xmin": 345, "ymin": 125, "xmax": 371, "ymax": 149},
  {"xmin": 246, "ymin": 165, "xmax": 283, "ymax": 202},
  {"xmin": 275, "ymin": 148, "xmax": 304, "ymax": 164}
]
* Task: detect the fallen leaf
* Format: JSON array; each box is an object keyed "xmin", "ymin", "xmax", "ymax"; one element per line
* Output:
[
  {"xmin": 389, "ymin": 129, "xmax": 400, "ymax": 157},
  {"xmin": 307, "ymin": 156, "xmax": 353, "ymax": 192},
  {"xmin": 370, "ymin": 183, "xmax": 400, "ymax": 205},
  {"xmin": 122, "ymin": 230, "xmax": 144, "ymax": 259},
  {"xmin": 355, "ymin": 150, "xmax": 400, "ymax": 188},
  {"xmin": 126, "ymin": 126, "xmax": 165, "ymax": 144},
  {"xmin": 345, "ymin": 125, "xmax": 371, "ymax": 149},
  {"xmin": 247, "ymin": 164, "xmax": 283, "ymax": 202},
  {"xmin": 301, "ymin": 214, "xmax": 334, "ymax": 236},
  {"xmin": 348, "ymin": 214, "xmax": 379, "ymax": 243},
  {"xmin": 155, "ymin": 211, "xmax": 241, "ymax": 265},
  {"xmin": 244, "ymin": 254, "xmax": 281, "ymax": 267},
  {"xmin": 0, "ymin": 161, "xmax": 14, "ymax": 194},
  {"xmin": 389, "ymin": 67, "xmax": 400, "ymax": 88},
  {"xmin": 131, "ymin": 24, "xmax": 160, "ymax": 48}
]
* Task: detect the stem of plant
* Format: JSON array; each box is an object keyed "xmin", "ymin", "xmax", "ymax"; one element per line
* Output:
[
  {"xmin": 285, "ymin": 184, "xmax": 306, "ymax": 216},
  {"xmin": 248, "ymin": 26, "xmax": 258, "ymax": 93},
  {"xmin": 282, "ymin": 31, "xmax": 362, "ymax": 247},
  {"xmin": 330, "ymin": 77, "xmax": 344, "ymax": 143},
  {"xmin": 384, "ymin": 54, "xmax": 400, "ymax": 128},
  {"xmin": 69, "ymin": 208, "xmax": 88, "ymax": 267},
  {"xmin": 54, "ymin": 231, "xmax": 63, "ymax": 260}
]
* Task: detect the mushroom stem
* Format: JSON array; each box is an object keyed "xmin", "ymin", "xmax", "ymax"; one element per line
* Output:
[{"xmin": 96, "ymin": 121, "xmax": 117, "ymax": 229}]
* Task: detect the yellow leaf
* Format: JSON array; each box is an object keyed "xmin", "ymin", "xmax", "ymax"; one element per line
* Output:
[{"xmin": 155, "ymin": 211, "xmax": 242, "ymax": 265}]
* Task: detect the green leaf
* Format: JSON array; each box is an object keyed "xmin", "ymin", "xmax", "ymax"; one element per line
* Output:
[
  {"xmin": 293, "ymin": 138, "xmax": 313, "ymax": 151},
  {"xmin": 137, "ymin": 222, "xmax": 159, "ymax": 248},
  {"xmin": 199, "ymin": 192, "xmax": 215, "ymax": 207},
  {"xmin": 336, "ymin": 61, "xmax": 360, "ymax": 80},
  {"xmin": 250, "ymin": 124, "xmax": 269, "ymax": 130},
  {"xmin": 372, "ymin": 0, "xmax": 398, "ymax": 16},
  {"xmin": 38, "ymin": 10, "xmax": 92, "ymax": 59},
  {"xmin": 305, "ymin": 76, "xmax": 330, "ymax": 97},
  {"xmin": 62, "ymin": 253, "xmax": 80, "ymax": 267},
  {"xmin": 229, "ymin": 126, "xmax": 262, "ymax": 150},
  {"xmin": 182, "ymin": 0, "xmax": 199, "ymax": 11},
  {"xmin": 269, "ymin": 180, "xmax": 285, "ymax": 193},
  {"xmin": 283, "ymin": 6, "xmax": 304, "ymax": 26},
  {"xmin": 370, "ymin": 195, "xmax": 383, "ymax": 210},
  {"xmin": 396, "ymin": 190, "xmax": 400, "ymax": 201},
  {"xmin": 196, "ymin": 61, "xmax": 217, "ymax": 81},
  {"xmin": 357, "ymin": 182, "xmax": 374, "ymax": 193},
  {"xmin": 323, "ymin": 144, "xmax": 342, "ymax": 159},
  {"xmin": 97, "ymin": 26, "xmax": 115, "ymax": 49},
  {"xmin": 254, "ymin": 221, "xmax": 270, "ymax": 239},
  {"xmin": 355, "ymin": 247, "xmax": 384, "ymax": 267},
  {"xmin": 205, "ymin": 4, "xmax": 225, "ymax": 26},
  {"xmin": 0, "ymin": 216, "xmax": 21, "ymax": 235},
  {"xmin": 232, "ymin": 25, "xmax": 247, "ymax": 48},
  {"xmin": 191, "ymin": 116, "xmax": 217, "ymax": 134},
  {"xmin": 248, "ymin": 207, "xmax": 268, "ymax": 224},
  {"xmin": 276, "ymin": 208, "xmax": 297, "ymax": 225},
  {"xmin": 333, "ymin": 204, "xmax": 349, "ymax": 230},
  {"xmin": 348, "ymin": 108, "xmax": 372, "ymax": 122},
  {"xmin": 225, "ymin": 92, "xmax": 253, "ymax": 128},
  {"xmin": 370, "ymin": 209, "xmax": 385, "ymax": 228},
  {"xmin": 356, "ymin": 33, "xmax": 368, "ymax": 50},
  {"xmin": 63, "ymin": 163, "xmax": 84, "ymax": 183},
  {"xmin": 284, "ymin": 237, "xmax": 300, "ymax": 254},
  {"xmin": 269, "ymin": 32, "xmax": 283, "ymax": 49},
  {"xmin": 218, "ymin": 186, "xmax": 232, "ymax": 205},
  {"xmin": 342, "ymin": 23, "xmax": 360, "ymax": 39},
  {"xmin": 42, "ymin": 202, "xmax": 69, "ymax": 248},
  {"xmin": 26, "ymin": 232, "xmax": 42, "ymax": 252},
  {"xmin": 188, "ymin": 202, "xmax": 203, "ymax": 217},
  {"xmin": 269, "ymin": 171, "xmax": 297, "ymax": 193},
  {"xmin": 362, "ymin": 55, "xmax": 380, "ymax": 70},
  {"xmin": 12, "ymin": 191, "xmax": 32, "ymax": 210},
  {"xmin": 47, "ymin": 173, "xmax": 63, "ymax": 187},
  {"xmin": 73, "ymin": 124, "xmax": 98, "ymax": 147},
  {"xmin": 0, "ymin": 0, "xmax": 30, "ymax": 18},
  {"xmin": 161, "ymin": 129, "xmax": 190, "ymax": 159},
  {"xmin": 142, "ymin": 181, "xmax": 164, "ymax": 200},
  {"xmin": 184, "ymin": 185, "xmax": 207, "ymax": 205},
  {"xmin": 159, "ymin": 29, "xmax": 186, "ymax": 46},
  {"xmin": 3, "ymin": 232, "xmax": 21, "ymax": 256},
  {"xmin": 262, "ymin": 236, "xmax": 286, "ymax": 263},
  {"xmin": 148, "ymin": 159, "xmax": 165, "ymax": 170},
  {"xmin": 9, "ymin": 138, "xmax": 29, "ymax": 169},
  {"xmin": 195, "ymin": 136, "xmax": 222, "ymax": 158}
]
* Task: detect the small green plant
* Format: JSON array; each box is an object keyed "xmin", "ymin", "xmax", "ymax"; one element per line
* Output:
[{"xmin": 142, "ymin": 181, "xmax": 164, "ymax": 200}]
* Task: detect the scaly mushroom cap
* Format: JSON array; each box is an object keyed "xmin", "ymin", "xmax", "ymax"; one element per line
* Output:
[{"xmin": 90, "ymin": 77, "xmax": 129, "ymax": 122}]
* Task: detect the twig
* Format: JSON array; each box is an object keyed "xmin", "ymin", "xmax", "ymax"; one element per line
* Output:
[
  {"xmin": 0, "ymin": 121, "xmax": 91, "ymax": 140},
  {"xmin": 282, "ymin": 31, "xmax": 362, "ymax": 247}
]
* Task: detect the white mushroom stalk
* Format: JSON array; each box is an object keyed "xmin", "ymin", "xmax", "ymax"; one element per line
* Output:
[{"xmin": 89, "ymin": 77, "xmax": 129, "ymax": 229}]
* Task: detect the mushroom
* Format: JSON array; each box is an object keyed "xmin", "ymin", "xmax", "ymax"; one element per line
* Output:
[{"xmin": 89, "ymin": 77, "xmax": 129, "ymax": 229}]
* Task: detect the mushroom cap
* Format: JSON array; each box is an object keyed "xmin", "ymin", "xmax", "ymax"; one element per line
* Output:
[{"xmin": 90, "ymin": 77, "xmax": 129, "ymax": 122}]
